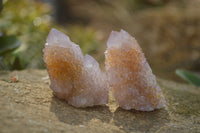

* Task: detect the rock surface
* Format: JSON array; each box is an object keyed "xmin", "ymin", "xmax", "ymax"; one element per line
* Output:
[{"xmin": 0, "ymin": 70, "xmax": 200, "ymax": 133}]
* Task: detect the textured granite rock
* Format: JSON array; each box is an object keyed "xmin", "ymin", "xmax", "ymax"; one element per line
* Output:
[
  {"xmin": 0, "ymin": 70, "xmax": 199, "ymax": 133},
  {"xmin": 105, "ymin": 30, "xmax": 166, "ymax": 111},
  {"xmin": 43, "ymin": 28, "xmax": 108, "ymax": 107}
]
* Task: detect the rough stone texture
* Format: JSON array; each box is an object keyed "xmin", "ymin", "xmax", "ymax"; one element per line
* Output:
[
  {"xmin": 0, "ymin": 70, "xmax": 200, "ymax": 133},
  {"xmin": 43, "ymin": 28, "xmax": 108, "ymax": 107},
  {"xmin": 105, "ymin": 30, "xmax": 166, "ymax": 111}
]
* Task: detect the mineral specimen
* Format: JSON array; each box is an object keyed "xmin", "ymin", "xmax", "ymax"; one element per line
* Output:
[
  {"xmin": 43, "ymin": 28, "xmax": 108, "ymax": 107},
  {"xmin": 105, "ymin": 30, "xmax": 166, "ymax": 111}
]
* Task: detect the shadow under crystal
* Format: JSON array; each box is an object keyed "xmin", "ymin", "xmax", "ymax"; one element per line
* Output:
[
  {"xmin": 50, "ymin": 96, "xmax": 112, "ymax": 125},
  {"xmin": 113, "ymin": 107, "xmax": 170, "ymax": 132}
]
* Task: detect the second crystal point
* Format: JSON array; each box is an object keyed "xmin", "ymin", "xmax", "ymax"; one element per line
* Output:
[{"xmin": 105, "ymin": 30, "xmax": 166, "ymax": 111}]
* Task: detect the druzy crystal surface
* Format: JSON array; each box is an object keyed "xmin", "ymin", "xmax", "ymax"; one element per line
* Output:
[
  {"xmin": 43, "ymin": 28, "xmax": 108, "ymax": 107},
  {"xmin": 105, "ymin": 30, "xmax": 166, "ymax": 111}
]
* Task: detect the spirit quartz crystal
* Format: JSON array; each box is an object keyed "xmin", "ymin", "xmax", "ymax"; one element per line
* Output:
[
  {"xmin": 43, "ymin": 28, "xmax": 166, "ymax": 111},
  {"xmin": 105, "ymin": 30, "xmax": 166, "ymax": 111},
  {"xmin": 43, "ymin": 28, "xmax": 108, "ymax": 107}
]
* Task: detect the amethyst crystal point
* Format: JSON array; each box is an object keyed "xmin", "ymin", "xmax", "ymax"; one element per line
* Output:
[
  {"xmin": 43, "ymin": 28, "xmax": 108, "ymax": 107},
  {"xmin": 105, "ymin": 30, "xmax": 166, "ymax": 111}
]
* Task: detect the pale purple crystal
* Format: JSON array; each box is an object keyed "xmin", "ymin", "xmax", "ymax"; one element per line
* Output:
[
  {"xmin": 43, "ymin": 28, "xmax": 108, "ymax": 107},
  {"xmin": 105, "ymin": 30, "xmax": 166, "ymax": 111}
]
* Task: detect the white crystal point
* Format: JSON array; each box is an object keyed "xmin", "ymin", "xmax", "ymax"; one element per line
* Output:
[
  {"xmin": 46, "ymin": 28, "xmax": 82, "ymax": 54},
  {"xmin": 105, "ymin": 30, "xmax": 166, "ymax": 111},
  {"xmin": 46, "ymin": 28, "xmax": 83, "ymax": 60},
  {"xmin": 106, "ymin": 31, "xmax": 121, "ymax": 48},
  {"xmin": 84, "ymin": 54, "xmax": 99, "ymax": 69},
  {"xmin": 107, "ymin": 29, "xmax": 141, "ymax": 51},
  {"xmin": 46, "ymin": 28, "xmax": 70, "ymax": 47},
  {"xmin": 43, "ymin": 29, "xmax": 108, "ymax": 107}
]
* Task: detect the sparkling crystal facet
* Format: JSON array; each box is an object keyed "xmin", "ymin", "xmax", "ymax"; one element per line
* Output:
[
  {"xmin": 105, "ymin": 30, "xmax": 166, "ymax": 111},
  {"xmin": 43, "ymin": 28, "xmax": 108, "ymax": 107}
]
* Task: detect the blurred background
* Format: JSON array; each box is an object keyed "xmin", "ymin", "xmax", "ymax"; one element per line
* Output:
[{"xmin": 0, "ymin": 0, "xmax": 200, "ymax": 84}]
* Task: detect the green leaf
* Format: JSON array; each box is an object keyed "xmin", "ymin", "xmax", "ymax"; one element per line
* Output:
[
  {"xmin": 176, "ymin": 69, "xmax": 200, "ymax": 87},
  {"xmin": 0, "ymin": 35, "xmax": 21, "ymax": 56}
]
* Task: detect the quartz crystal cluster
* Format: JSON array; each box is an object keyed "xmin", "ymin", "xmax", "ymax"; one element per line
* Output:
[
  {"xmin": 43, "ymin": 28, "xmax": 108, "ymax": 107},
  {"xmin": 105, "ymin": 30, "xmax": 166, "ymax": 111},
  {"xmin": 43, "ymin": 28, "xmax": 166, "ymax": 111}
]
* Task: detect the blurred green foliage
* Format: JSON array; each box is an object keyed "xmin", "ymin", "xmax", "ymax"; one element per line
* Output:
[
  {"xmin": 176, "ymin": 69, "xmax": 200, "ymax": 87},
  {"xmin": 0, "ymin": 35, "xmax": 21, "ymax": 70},
  {"xmin": 0, "ymin": 35, "xmax": 21, "ymax": 55},
  {"xmin": 0, "ymin": 0, "xmax": 52, "ymax": 70},
  {"xmin": 67, "ymin": 26, "xmax": 102, "ymax": 56},
  {"xmin": 66, "ymin": 26, "xmax": 104, "ymax": 66},
  {"xmin": 0, "ymin": 0, "xmax": 103, "ymax": 70}
]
